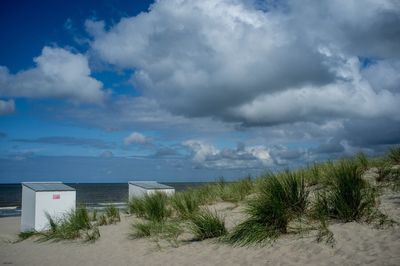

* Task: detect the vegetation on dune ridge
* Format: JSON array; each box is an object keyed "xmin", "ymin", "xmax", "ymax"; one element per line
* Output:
[
  {"xmin": 19, "ymin": 146, "xmax": 400, "ymax": 246},
  {"xmin": 312, "ymin": 159, "xmax": 376, "ymax": 222},
  {"xmin": 98, "ymin": 204, "xmax": 121, "ymax": 225},
  {"xmin": 40, "ymin": 205, "xmax": 100, "ymax": 242},
  {"xmin": 19, "ymin": 204, "xmax": 122, "ymax": 242},
  {"xmin": 129, "ymin": 192, "xmax": 172, "ymax": 222},
  {"xmin": 387, "ymin": 146, "xmax": 400, "ymax": 164},
  {"xmin": 128, "ymin": 146, "xmax": 399, "ymax": 246},
  {"xmin": 131, "ymin": 220, "xmax": 182, "ymax": 242},
  {"xmin": 219, "ymin": 176, "xmax": 254, "ymax": 203},
  {"xmin": 189, "ymin": 209, "xmax": 227, "ymax": 240},
  {"xmin": 171, "ymin": 191, "xmax": 200, "ymax": 219},
  {"xmin": 227, "ymin": 171, "xmax": 308, "ymax": 246},
  {"xmin": 356, "ymin": 152, "xmax": 369, "ymax": 171}
]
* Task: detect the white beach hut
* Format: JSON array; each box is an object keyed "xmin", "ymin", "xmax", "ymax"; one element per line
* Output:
[
  {"xmin": 21, "ymin": 182, "xmax": 76, "ymax": 232},
  {"xmin": 128, "ymin": 181, "xmax": 175, "ymax": 199}
]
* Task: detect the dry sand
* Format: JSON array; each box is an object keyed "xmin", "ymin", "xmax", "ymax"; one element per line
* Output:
[{"xmin": 1, "ymin": 192, "xmax": 399, "ymax": 266}]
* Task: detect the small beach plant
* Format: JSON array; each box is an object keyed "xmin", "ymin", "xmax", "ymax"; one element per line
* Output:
[
  {"xmin": 189, "ymin": 209, "xmax": 227, "ymax": 240},
  {"xmin": 220, "ymin": 177, "xmax": 253, "ymax": 203},
  {"xmin": 227, "ymin": 171, "xmax": 308, "ymax": 246},
  {"xmin": 171, "ymin": 191, "xmax": 200, "ymax": 219},
  {"xmin": 129, "ymin": 192, "xmax": 171, "ymax": 222},
  {"xmin": 40, "ymin": 205, "xmax": 100, "ymax": 242},
  {"xmin": 185, "ymin": 184, "xmax": 218, "ymax": 205},
  {"xmin": 84, "ymin": 226, "xmax": 101, "ymax": 242},
  {"xmin": 279, "ymin": 170, "xmax": 308, "ymax": 213},
  {"xmin": 131, "ymin": 221, "xmax": 182, "ymax": 240},
  {"xmin": 91, "ymin": 209, "xmax": 98, "ymax": 221},
  {"xmin": 356, "ymin": 152, "xmax": 369, "ymax": 171},
  {"xmin": 105, "ymin": 204, "xmax": 121, "ymax": 223},
  {"xmin": 96, "ymin": 204, "xmax": 121, "ymax": 225},
  {"xmin": 376, "ymin": 163, "xmax": 392, "ymax": 182},
  {"xmin": 129, "ymin": 197, "xmax": 145, "ymax": 216},
  {"xmin": 98, "ymin": 214, "xmax": 108, "ymax": 226},
  {"xmin": 313, "ymin": 159, "xmax": 376, "ymax": 222},
  {"xmin": 304, "ymin": 163, "xmax": 321, "ymax": 186},
  {"xmin": 18, "ymin": 230, "xmax": 37, "ymax": 240},
  {"xmin": 387, "ymin": 146, "xmax": 400, "ymax": 164}
]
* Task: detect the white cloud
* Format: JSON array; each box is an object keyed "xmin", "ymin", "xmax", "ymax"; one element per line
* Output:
[
  {"xmin": 228, "ymin": 56, "xmax": 400, "ymax": 125},
  {"xmin": 183, "ymin": 140, "xmax": 273, "ymax": 169},
  {"xmin": 124, "ymin": 132, "xmax": 149, "ymax": 145},
  {"xmin": 0, "ymin": 47, "xmax": 106, "ymax": 103},
  {"xmin": 182, "ymin": 140, "xmax": 219, "ymax": 163},
  {"xmin": 0, "ymin": 99, "xmax": 15, "ymax": 115},
  {"xmin": 86, "ymin": 0, "xmax": 400, "ymax": 129},
  {"xmin": 27, "ymin": 0, "xmax": 400, "ymax": 161},
  {"xmin": 87, "ymin": 0, "xmax": 332, "ymax": 118}
]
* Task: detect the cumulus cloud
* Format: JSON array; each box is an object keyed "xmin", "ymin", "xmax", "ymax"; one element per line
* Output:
[
  {"xmin": 268, "ymin": 145, "xmax": 308, "ymax": 166},
  {"xmin": 87, "ymin": 0, "xmax": 333, "ymax": 118},
  {"xmin": 0, "ymin": 47, "xmax": 105, "ymax": 103},
  {"xmin": 123, "ymin": 132, "xmax": 150, "ymax": 145},
  {"xmin": 289, "ymin": 0, "xmax": 400, "ymax": 59},
  {"xmin": 229, "ymin": 58, "xmax": 400, "ymax": 126},
  {"xmin": 0, "ymin": 99, "xmax": 15, "ymax": 115},
  {"xmin": 86, "ymin": 0, "xmax": 400, "ymax": 129},
  {"xmin": 183, "ymin": 140, "xmax": 273, "ymax": 169}
]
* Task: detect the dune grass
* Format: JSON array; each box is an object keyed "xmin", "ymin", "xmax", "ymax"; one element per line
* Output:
[
  {"xmin": 387, "ymin": 146, "xmax": 400, "ymax": 164},
  {"xmin": 171, "ymin": 191, "xmax": 200, "ymax": 219},
  {"xmin": 39, "ymin": 205, "xmax": 100, "ymax": 242},
  {"xmin": 129, "ymin": 192, "xmax": 171, "ymax": 222},
  {"xmin": 18, "ymin": 204, "xmax": 123, "ymax": 242},
  {"xmin": 105, "ymin": 204, "xmax": 121, "ymax": 223},
  {"xmin": 303, "ymin": 163, "xmax": 321, "ymax": 186},
  {"xmin": 376, "ymin": 163, "xmax": 393, "ymax": 182},
  {"xmin": 21, "ymin": 146, "xmax": 399, "ymax": 246},
  {"xmin": 302, "ymin": 161, "xmax": 335, "ymax": 187},
  {"xmin": 111, "ymin": 146, "xmax": 400, "ymax": 245},
  {"xmin": 227, "ymin": 171, "xmax": 308, "ymax": 246},
  {"xmin": 189, "ymin": 209, "xmax": 227, "ymax": 240},
  {"xmin": 356, "ymin": 152, "xmax": 369, "ymax": 171},
  {"xmin": 131, "ymin": 220, "xmax": 182, "ymax": 239},
  {"xmin": 97, "ymin": 204, "xmax": 121, "ymax": 225},
  {"xmin": 188, "ymin": 184, "xmax": 220, "ymax": 205},
  {"xmin": 18, "ymin": 230, "xmax": 37, "ymax": 240},
  {"xmin": 219, "ymin": 177, "xmax": 253, "ymax": 203},
  {"xmin": 313, "ymin": 160, "xmax": 376, "ymax": 222}
]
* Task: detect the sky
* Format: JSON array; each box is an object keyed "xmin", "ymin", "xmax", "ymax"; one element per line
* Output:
[{"xmin": 0, "ymin": 0, "xmax": 400, "ymax": 183}]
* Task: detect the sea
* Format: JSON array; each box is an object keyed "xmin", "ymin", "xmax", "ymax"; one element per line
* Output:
[{"xmin": 0, "ymin": 182, "xmax": 207, "ymax": 217}]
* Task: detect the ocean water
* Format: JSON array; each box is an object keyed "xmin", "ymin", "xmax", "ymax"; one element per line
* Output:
[{"xmin": 0, "ymin": 182, "xmax": 207, "ymax": 217}]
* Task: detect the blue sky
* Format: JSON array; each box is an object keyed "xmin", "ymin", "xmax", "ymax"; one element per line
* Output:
[{"xmin": 1, "ymin": 0, "xmax": 399, "ymax": 183}]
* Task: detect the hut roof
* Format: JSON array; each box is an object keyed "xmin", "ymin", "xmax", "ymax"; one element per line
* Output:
[
  {"xmin": 22, "ymin": 182, "xmax": 75, "ymax": 192},
  {"xmin": 128, "ymin": 181, "xmax": 173, "ymax": 190}
]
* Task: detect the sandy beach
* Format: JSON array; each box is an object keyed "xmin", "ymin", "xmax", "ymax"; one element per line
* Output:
[{"xmin": 1, "ymin": 188, "xmax": 399, "ymax": 266}]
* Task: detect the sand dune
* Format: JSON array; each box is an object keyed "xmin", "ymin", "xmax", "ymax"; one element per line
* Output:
[{"xmin": 1, "ymin": 188, "xmax": 399, "ymax": 266}]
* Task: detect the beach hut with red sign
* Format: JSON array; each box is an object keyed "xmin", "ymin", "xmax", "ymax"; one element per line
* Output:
[{"xmin": 20, "ymin": 182, "xmax": 76, "ymax": 232}]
